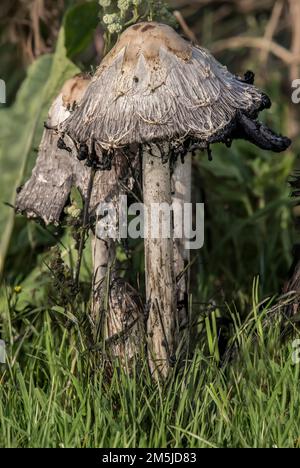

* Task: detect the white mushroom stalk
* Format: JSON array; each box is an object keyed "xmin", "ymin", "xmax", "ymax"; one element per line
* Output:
[
  {"xmin": 143, "ymin": 143, "xmax": 177, "ymax": 378},
  {"xmin": 172, "ymin": 153, "xmax": 192, "ymax": 349}
]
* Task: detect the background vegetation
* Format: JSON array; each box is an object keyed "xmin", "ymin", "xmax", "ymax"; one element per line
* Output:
[{"xmin": 0, "ymin": 0, "xmax": 299, "ymax": 448}]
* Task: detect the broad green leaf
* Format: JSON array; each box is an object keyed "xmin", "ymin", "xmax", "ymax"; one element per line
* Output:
[
  {"xmin": 0, "ymin": 27, "xmax": 79, "ymax": 275},
  {"xmin": 64, "ymin": 1, "xmax": 100, "ymax": 58},
  {"xmin": 0, "ymin": 55, "xmax": 52, "ymax": 276}
]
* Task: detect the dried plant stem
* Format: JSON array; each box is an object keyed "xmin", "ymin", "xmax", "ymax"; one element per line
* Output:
[
  {"xmin": 91, "ymin": 235, "xmax": 115, "ymax": 341},
  {"xmin": 288, "ymin": 0, "xmax": 300, "ymax": 139},
  {"xmin": 260, "ymin": 0, "xmax": 284, "ymax": 64},
  {"xmin": 289, "ymin": 0, "xmax": 300, "ymax": 81},
  {"xmin": 173, "ymin": 10, "xmax": 197, "ymax": 43},
  {"xmin": 75, "ymin": 167, "xmax": 96, "ymax": 288},
  {"xmin": 212, "ymin": 36, "xmax": 300, "ymax": 65},
  {"xmin": 172, "ymin": 154, "xmax": 192, "ymax": 350},
  {"xmin": 143, "ymin": 144, "xmax": 177, "ymax": 380}
]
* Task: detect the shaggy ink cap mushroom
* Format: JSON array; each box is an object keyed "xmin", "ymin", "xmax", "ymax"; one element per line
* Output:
[
  {"xmin": 15, "ymin": 74, "xmax": 134, "ymax": 225},
  {"xmin": 61, "ymin": 22, "xmax": 291, "ymax": 164},
  {"xmin": 57, "ymin": 23, "xmax": 292, "ymax": 380}
]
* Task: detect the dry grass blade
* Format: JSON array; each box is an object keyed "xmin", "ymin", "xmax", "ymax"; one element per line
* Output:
[
  {"xmin": 260, "ymin": 0, "xmax": 284, "ymax": 63},
  {"xmin": 211, "ymin": 36, "xmax": 300, "ymax": 65}
]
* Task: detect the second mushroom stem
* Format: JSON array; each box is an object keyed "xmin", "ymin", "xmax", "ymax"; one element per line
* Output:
[
  {"xmin": 172, "ymin": 153, "xmax": 192, "ymax": 351},
  {"xmin": 91, "ymin": 235, "xmax": 115, "ymax": 342},
  {"xmin": 143, "ymin": 144, "xmax": 177, "ymax": 379}
]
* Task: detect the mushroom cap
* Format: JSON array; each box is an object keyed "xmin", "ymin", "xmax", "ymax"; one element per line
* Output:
[
  {"xmin": 48, "ymin": 74, "xmax": 91, "ymax": 128},
  {"xmin": 61, "ymin": 22, "xmax": 271, "ymax": 152},
  {"xmin": 16, "ymin": 74, "xmax": 134, "ymax": 225}
]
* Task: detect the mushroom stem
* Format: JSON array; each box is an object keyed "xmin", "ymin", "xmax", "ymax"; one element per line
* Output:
[
  {"xmin": 91, "ymin": 236, "xmax": 115, "ymax": 341},
  {"xmin": 88, "ymin": 151, "xmax": 145, "ymax": 367},
  {"xmin": 92, "ymin": 217, "xmax": 144, "ymax": 368},
  {"xmin": 172, "ymin": 153, "xmax": 192, "ymax": 350},
  {"xmin": 143, "ymin": 144, "xmax": 177, "ymax": 379}
]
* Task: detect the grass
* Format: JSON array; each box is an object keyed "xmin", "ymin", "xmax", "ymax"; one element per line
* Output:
[{"xmin": 1, "ymin": 282, "xmax": 300, "ymax": 449}]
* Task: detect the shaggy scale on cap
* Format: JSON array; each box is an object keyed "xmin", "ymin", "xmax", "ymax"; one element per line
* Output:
[
  {"xmin": 61, "ymin": 22, "xmax": 290, "ymax": 161},
  {"xmin": 16, "ymin": 75, "xmax": 134, "ymax": 225}
]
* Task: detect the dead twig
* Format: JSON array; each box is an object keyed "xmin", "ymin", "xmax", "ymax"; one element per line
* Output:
[
  {"xmin": 173, "ymin": 10, "xmax": 197, "ymax": 43},
  {"xmin": 288, "ymin": 0, "xmax": 300, "ymax": 138},
  {"xmin": 260, "ymin": 0, "xmax": 284, "ymax": 64},
  {"xmin": 211, "ymin": 36, "xmax": 300, "ymax": 65},
  {"xmin": 74, "ymin": 168, "xmax": 96, "ymax": 287},
  {"xmin": 289, "ymin": 0, "xmax": 300, "ymax": 82}
]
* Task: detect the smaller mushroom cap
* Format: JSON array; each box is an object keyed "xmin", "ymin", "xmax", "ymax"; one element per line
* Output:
[
  {"xmin": 16, "ymin": 74, "xmax": 134, "ymax": 225},
  {"xmin": 48, "ymin": 74, "xmax": 91, "ymax": 128}
]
